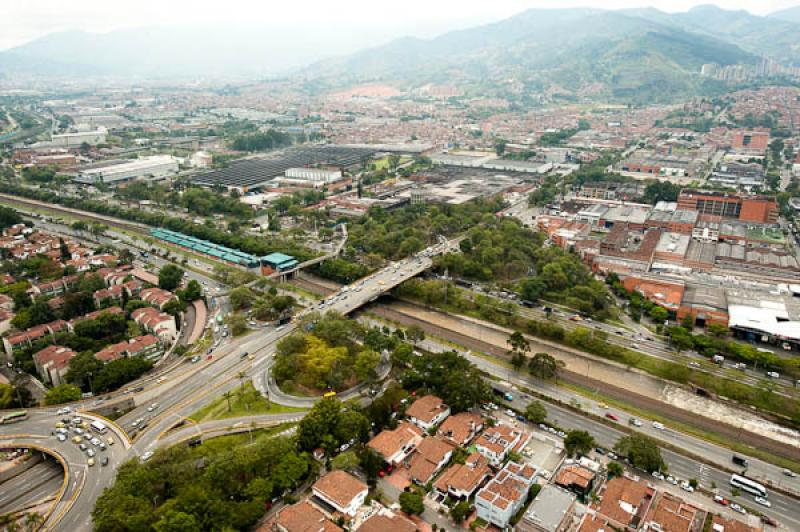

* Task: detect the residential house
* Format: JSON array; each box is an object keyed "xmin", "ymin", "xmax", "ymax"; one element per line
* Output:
[
  {"xmin": 709, "ymin": 515, "xmax": 762, "ymax": 532},
  {"xmin": 433, "ymin": 451, "xmax": 492, "ymax": 499},
  {"xmin": 368, "ymin": 421, "xmax": 424, "ymax": 466},
  {"xmin": 131, "ymin": 307, "xmax": 177, "ymax": 342},
  {"xmin": 554, "ymin": 464, "xmax": 596, "ymax": 498},
  {"xmin": 140, "ymin": 287, "xmax": 178, "ymax": 310},
  {"xmin": 594, "ymin": 475, "xmax": 655, "ymax": 530},
  {"xmin": 437, "ymin": 412, "xmax": 484, "ymax": 446},
  {"xmin": 0, "ymin": 309, "xmax": 14, "ymax": 336},
  {"xmin": 407, "ymin": 436, "xmax": 454, "ymax": 485},
  {"xmin": 3, "ymin": 320, "xmax": 68, "ymax": 356},
  {"xmin": 475, "ymin": 461, "xmax": 537, "ymax": 529},
  {"xmin": 94, "ymin": 335, "xmax": 163, "ymax": 362},
  {"xmin": 262, "ymin": 501, "xmax": 342, "ymax": 532},
  {"xmin": 518, "ymin": 484, "xmax": 576, "ymax": 532},
  {"xmin": 68, "ymin": 307, "xmax": 124, "ymax": 331},
  {"xmin": 357, "ymin": 507, "xmax": 417, "ymax": 532},
  {"xmin": 474, "ymin": 423, "xmax": 531, "ymax": 466},
  {"xmin": 405, "ymin": 395, "xmax": 450, "ymax": 430},
  {"xmin": 642, "ymin": 491, "xmax": 702, "ymax": 532},
  {"xmin": 311, "ymin": 470, "xmax": 369, "ymax": 517},
  {"xmin": 33, "ymin": 345, "xmax": 77, "ymax": 386}
]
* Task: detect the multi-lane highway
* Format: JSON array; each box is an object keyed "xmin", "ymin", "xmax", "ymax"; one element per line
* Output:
[{"xmin": 2, "ymin": 233, "xmax": 799, "ymax": 530}]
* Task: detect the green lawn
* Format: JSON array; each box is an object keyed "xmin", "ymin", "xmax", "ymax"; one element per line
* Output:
[{"xmin": 188, "ymin": 382, "xmax": 306, "ymax": 423}]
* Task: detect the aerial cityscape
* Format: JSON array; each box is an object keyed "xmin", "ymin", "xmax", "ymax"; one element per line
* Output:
[{"xmin": 2, "ymin": 1, "xmax": 800, "ymax": 531}]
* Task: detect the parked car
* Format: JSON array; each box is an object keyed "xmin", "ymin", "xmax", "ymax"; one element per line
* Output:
[
  {"xmin": 761, "ymin": 515, "xmax": 778, "ymax": 527},
  {"xmin": 730, "ymin": 503, "xmax": 746, "ymax": 514},
  {"xmin": 713, "ymin": 495, "xmax": 729, "ymax": 506}
]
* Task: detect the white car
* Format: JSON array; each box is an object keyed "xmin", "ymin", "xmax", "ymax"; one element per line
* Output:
[
  {"xmin": 652, "ymin": 471, "xmax": 665, "ymax": 480},
  {"xmin": 754, "ymin": 497, "xmax": 771, "ymax": 508},
  {"xmin": 56, "ymin": 434, "xmax": 67, "ymax": 442},
  {"xmin": 766, "ymin": 371, "xmax": 780, "ymax": 379},
  {"xmin": 505, "ymin": 409, "xmax": 515, "ymax": 417},
  {"xmin": 630, "ymin": 418, "xmax": 643, "ymax": 427},
  {"xmin": 56, "ymin": 407, "xmax": 71, "ymax": 415},
  {"xmin": 680, "ymin": 481, "xmax": 694, "ymax": 492},
  {"xmin": 652, "ymin": 421, "xmax": 665, "ymax": 430},
  {"xmin": 141, "ymin": 451, "xmax": 154, "ymax": 461},
  {"xmin": 91, "ymin": 438, "xmax": 102, "ymax": 446},
  {"xmin": 730, "ymin": 503, "xmax": 746, "ymax": 514}
]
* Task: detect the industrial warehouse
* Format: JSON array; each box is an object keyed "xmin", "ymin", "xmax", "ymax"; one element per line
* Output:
[{"xmin": 190, "ymin": 146, "xmax": 377, "ymax": 192}]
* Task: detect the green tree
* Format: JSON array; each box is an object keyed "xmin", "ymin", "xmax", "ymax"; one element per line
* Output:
[
  {"xmin": 528, "ymin": 352, "xmax": 562, "ymax": 380},
  {"xmin": 607, "ymin": 461, "xmax": 624, "ymax": 478},
  {"xmin": 229, "ymin": 286, "xmax": 256, "ymax": 310},
  {"xmin": 649, "ymin": 306, "xmax": 668, "ymax": 324},
  {"xmin": 564, "ymin": 430, "xmax": 595, "ymax": 457},
  {"xmin": 154, "ymin": 510, "xmax": 198, "ymax": 532},
  {"xmin": 525, "ymin": 400, "xmax": 547, "ymax": 424},
  {"xmin": 614, "ymin": 434, "xmax": 666, "ymax": 473},
  {"xmin": 158, "ymin": 264, "xmax": 184, "ymax": 291},
  {"xmin": 330, "ymin": 450, "xmax": 360, "ymax": 471},
  {"xmin": 450, "ymin": 500, "xmax": 472, "ymax": 523},
  {"xmin": 399, "ymin": 491, "xmax": 424, "ymax": 516},
  {"xmin": 178, "ymin": 280, "xmax": 203, "ymax": 302},
  {"xmin": 226, "ymin": 314, "xmax": 247, "ymax": 336},
  {"xmin": 354, "ymin": 349, "xmax": 381, "ymax": 381},
  {"xmin": 508, "ymin": 331, "xmax": 530, "ymax": 370},
  {"xmin": 45, "ymin": 384, "xmax": 82, "ymax": 405},
  {"xmin": 406, "ymin": 325, "xmax": 425, "ymax": 345},
  {"xmin": 0, "ymin": 384, "xmax": 13, "ymax": 409}
]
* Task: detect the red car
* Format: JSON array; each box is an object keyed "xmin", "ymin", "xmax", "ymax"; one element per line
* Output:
[
  {"xmin": 207, "ymin": 354, "xmax": 213, "ymax": 360},
  {"xmin": 605, "ymin": 413, "xmax": 619, "ymax": 422},
  {"xmin": 761, "ymin": 515, "xmax": 778, "ymax": 527}
]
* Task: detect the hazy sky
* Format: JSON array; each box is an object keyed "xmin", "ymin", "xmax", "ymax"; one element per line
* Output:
[{"xmin": 3, "ymin": 0, "xmax": 799, "ymax": 50}]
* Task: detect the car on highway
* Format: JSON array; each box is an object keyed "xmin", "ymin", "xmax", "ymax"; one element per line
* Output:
[
  {"xmin": 191, "ymin": 355, "xmax": 200, "ymax": 363},
  {"xmin": 761, "ymin": 515, "xmax": 778, "ymax": 527},
  {"xmin": 766, "ymin": 371, "xmax": 780, "ymax": 379},
  {"xmin": 147, "ymin": 403, "xmax": 159, "ymax": 412},
  {"xmin": 629, "ymin": 418, "xmax": 643, "ymax": 427},
  {"xmin": 605, "ymin": 413, "xmax": 620, "ymax": 422},
  {"xmin": 688, "ymin": 361, "xmax": 700, "ymax": 368},
  {"xmin": 713, "ymin": 495, "xmax": 729, "ymax": 506},
  {"xmin": 754, "ymin": 496, "xmax": 771, "ymax": 508},
  {"xmin": 88, "ymin": 458, "xmax": 95, "ymax": 467},
  {"xmin": 783, "ymin": 468, "xmax": 797, "ymax": 477},
  {"xmin": 652, "ymin": 421, "xmax": 665, "ymax": 430},
  {"xmin": 598, "ymin": 402, "xmax": 609, "ymax": 409}
]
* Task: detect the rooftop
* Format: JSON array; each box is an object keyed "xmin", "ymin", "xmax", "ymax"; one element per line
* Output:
[
  {"xmin": 522, "ymin": 485, "xmax": 576, "ymax": 532},
  {"xmin": 312, "ymin": 470, "xmax": 368, "ymax": 509}
]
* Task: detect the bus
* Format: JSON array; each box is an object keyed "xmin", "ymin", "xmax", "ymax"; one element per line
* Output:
[
  {"xmin": 90, "ymin": 420, "xmax": 108, "ymax": 435},
  {"xmin": 0, "ymin": 411, "xmax": 28, "ymax": 424},
  {"xmin": 730, "ymin": 474, "xmax": 767, "ymax": 498}
]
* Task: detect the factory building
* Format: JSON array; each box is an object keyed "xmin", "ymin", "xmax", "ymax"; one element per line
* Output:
[{"xmin": 75, "ymin": 155, "xmax": 179, "ymax": 185}]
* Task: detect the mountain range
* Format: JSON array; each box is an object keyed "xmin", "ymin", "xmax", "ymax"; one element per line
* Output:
[{"xmin": 1, "ymin": 4, "xmax": 799, "ymax": 103}]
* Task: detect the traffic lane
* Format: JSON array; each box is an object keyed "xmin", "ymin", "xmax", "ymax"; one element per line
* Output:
[
  {"xmin": 0, "ymin": 460, "xmax": 62, "ymax": 511},
  {"xmin": 504, "ymin": 393, "xmax": 800, "ymax": 528},
  {"xmin": 462, "ymin": 337, "xmax": 800, "ymax": 493}
]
